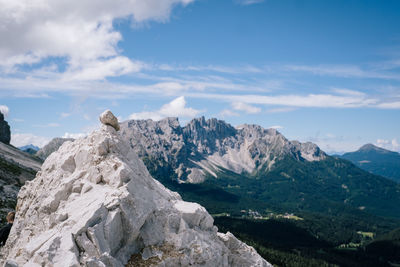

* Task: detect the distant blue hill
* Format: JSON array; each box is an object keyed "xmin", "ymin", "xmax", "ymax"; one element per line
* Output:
[
  {"xmin": 19, "ymin": 144, "xmax": 40, "ymax": 155},
  {"xmin": 340, "ymin": 144, "xmax": 400, "ymax": 183}
]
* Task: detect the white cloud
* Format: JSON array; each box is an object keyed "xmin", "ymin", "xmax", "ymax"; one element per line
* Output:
[
  {"xmin": 284, "ymin": 64, "xmax": 400, "ymax": 80},
  {"xmin": 376, "ymin": 101, "xmax": 400, "ymax": 109},
  {"xmin": 33, "ymin": 123, "xmax": 60, "ymax": 128},
  {"xmin": 0, "ymin": 105, "xmax": 9, "ymax": 118},
  {"xmin": 219, "ymin": 109, "xmax": 239, "ymax": 117},
  {"xmin": 129, "ymin": 96, "xmax": 201, "ymax": 121},
  {"xmin": 62, "ymin": 57, "xmax": 145, "ymax": 81},
  {"xmin": 266, "ymin": 107, "xmax": 296, "ymax": 113},
  {"xmin": 191, "ymin": 93, "xmax": 378, "ymax": 108},
  {"xmin": 0, "ymin": 0, "xmax": 194, "ymax": 79},
  {"xmin": 269, "ymin": 125, "xmax": 283, "ymax": 130},
  {"xmin": 232, "ymin": 102, "xmax": 261, "ymax": 114},
  {"xmin": 332, "ymin": 88, "xmax": 366, "ymax": 96},
  {"xmin": 376, "ymin": 138, "xmax": 400, "ymax": 152},
  {"xmin": 11, "ymin": 133, "xmax": 50, "ymax": 148},
  {"xmin": 63, "ymin": 132, "xmax": 87, "ymax": 139},
  {"xmin": 235, "ymin": 0, "xmax": 264, "ymax": 5}
]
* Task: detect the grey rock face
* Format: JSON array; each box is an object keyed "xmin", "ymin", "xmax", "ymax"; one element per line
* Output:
[
  {"xmin": 0, "ymin": 112, "xmax": 11, "ymax": 145},
  {"xmin": 36, "ymin": 137, "xmax": 74, "ymax": 160},
  {"xmin": 120, "ymin": 117, "xmax": 326, "ymax": 183},
  {"xmin": 0, "ymin": 120, "xmax": 271, "ymax": 267}
]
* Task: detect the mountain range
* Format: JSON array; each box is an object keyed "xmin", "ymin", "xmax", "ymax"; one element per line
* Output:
[
  {"xmin": 339, "ymin": 143, "xmax": 400, "ymax": 183},
  {"xmin": 119, "ymin": 117, "xmax": 400, "ymax": 219},
  {"xmin": 119, "ymin": 117, "xmax": 325, "ymax": 184}
]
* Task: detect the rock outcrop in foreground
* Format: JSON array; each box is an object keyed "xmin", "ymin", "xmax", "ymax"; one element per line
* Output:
[{"xmin": 1, "ymin": 111, "xmax": 270, "ymax": 267}]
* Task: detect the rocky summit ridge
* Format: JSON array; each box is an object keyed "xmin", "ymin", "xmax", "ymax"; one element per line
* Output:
[
  {"xmin": 120, "ymin": 116, "xmax": 325, "ymax": 183},
  {"xmin": 0, "ymin": 110, "xmax": 270, "ymax": 267}
]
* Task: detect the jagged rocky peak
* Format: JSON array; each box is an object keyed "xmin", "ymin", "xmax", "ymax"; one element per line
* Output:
[
  {"xmin": 119, "ymin": 117, "xmax": 185, "ymax": 163},
  {"xmin": 1, "ymin": 110, "xmax": 270, "ymax": 267},
  {"xmin": 121, "ymin": 117, "xmax": 182, "ymax": 137},
  {"xmin": 184, "ymin": 116, "xmax": 237, "ymax": 142},
  {"xmin": 236, "ymin": 123, "xmax": 276, "ymax": 137},
  {"xmin": 0, "ymin": 111, "xmax": 11, "ymax": 144}
]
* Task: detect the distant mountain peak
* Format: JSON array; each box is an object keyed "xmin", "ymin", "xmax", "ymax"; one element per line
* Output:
[
  {"xmin": 341, "ymin": 143, "xmax": 400, "ymax": 183},
  {"xmin": 358, "ymin": 143, "xmax": 389, "ymax": 153}
]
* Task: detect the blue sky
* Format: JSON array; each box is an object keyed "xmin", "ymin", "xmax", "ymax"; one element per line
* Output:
[{"xmin": 0, "ymin": 0, "xmax": 399, "ymax": 153}]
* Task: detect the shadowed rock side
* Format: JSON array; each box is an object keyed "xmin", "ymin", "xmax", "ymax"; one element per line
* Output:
[
  {"xmin": 120, "ymin": 116, "xmax": 326, "ymax": 183},
  {"xmin": 0, "ymin": 113, "xmax": 271, "ymax": 267},
  {"xmin": 0, "ymin": 112, "xmax": 10, "ymax": 145}
]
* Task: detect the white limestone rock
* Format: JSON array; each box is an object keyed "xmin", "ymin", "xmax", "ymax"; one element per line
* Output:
[{"xmin": 0, "ymin": 115, "xmax": 271, "ymax": 267}]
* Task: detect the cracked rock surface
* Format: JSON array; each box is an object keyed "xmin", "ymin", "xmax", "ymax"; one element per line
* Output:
[{"xmin": 0, "ymin": 115, "xmax": 271, "ymax": 267}]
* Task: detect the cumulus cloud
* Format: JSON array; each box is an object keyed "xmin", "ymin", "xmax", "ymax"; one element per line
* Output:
[
  {"xmin": 129, "ymin": 96, "xmax": 201, "ymax": 121},
  {"xmin": 62, "ymin": 57, "xmax": 145, "ymax": 81},
  {"xmin": 232, "ymin": 102, "xmax": 261, "ymax": 114},
  {"xmin": 0, "ymin": 105, "xmax": 9, "ymax": 118},
  {"xmin": 0, "ymin": 0, "xmax": 194, "ymax": 79},
  {"xmin": 376, "ymin": 138, "xmax": 400, "ymax": 152},
  {"xmin": 11, "ymin": 133, "xmax": 50, "ymax": 148}
]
